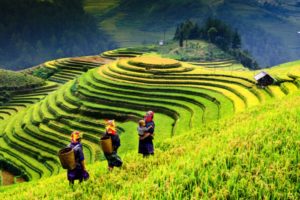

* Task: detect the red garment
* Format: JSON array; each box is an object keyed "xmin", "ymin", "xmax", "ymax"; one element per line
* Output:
[
  {"xmin": 105, "ymin": 120, "xmax": 117, "ymax": 135},
  {"xmin": 144, "ymin": 111, "xmax": 154, "ymax": 122},
  {"xmin": 71, "ymin": 131, "xmax": 81, "ymax": 143},
  {"xmin": 144, "ymin": 115, "xmax": 153, "ymax": 122},
  {"xmin": 106, "ymin": 126, "xmax": 116, "ymax": 135}
]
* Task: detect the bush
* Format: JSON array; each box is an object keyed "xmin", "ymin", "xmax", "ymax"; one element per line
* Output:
[
  {"xmin": 33, "ymin": 67, "xmax": 58, "ymax": 79},
  {"xmin": 0, "ymin": 69, "xmax": 44, "ymax": 89},
  {"xmin": 230, "ymin": 49, "xmax": 259, "ymax": 69}
]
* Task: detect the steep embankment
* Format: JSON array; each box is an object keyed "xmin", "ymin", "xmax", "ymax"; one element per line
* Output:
[{"xmin": 0, "ymin": 88, "xmax": 299, "ymax": 199}]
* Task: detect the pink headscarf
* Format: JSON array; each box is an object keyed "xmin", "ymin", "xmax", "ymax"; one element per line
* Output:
[{"xmin": 144, "ymin": 111, "xmax": 154, "ymax": 122}]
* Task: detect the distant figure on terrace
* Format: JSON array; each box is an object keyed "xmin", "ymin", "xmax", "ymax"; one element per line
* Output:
[
  {"xmin": 67, "ymin": 131, "xmax": 89, "ymax": 185},
  {"xmin": 138, "ymin": 111, "xmax": 155, "ymax": 157},
  {"xmin": 103, "ymin": 120, "xmax": 123, "ymax": 171}
]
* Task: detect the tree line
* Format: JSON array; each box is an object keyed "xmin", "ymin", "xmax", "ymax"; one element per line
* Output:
[
  {"xmin": 174, "ymin": 18, "xmax": 259, "ymax": 69},
  {"xmin": 0, "ymin": 0, "xmax": 116, "ymax": 70}
]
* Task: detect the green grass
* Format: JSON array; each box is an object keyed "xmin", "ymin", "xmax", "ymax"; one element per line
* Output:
[
  {"xmin": 33, "ymin": 57, "xmax": 104, "ymax": 84},
  {"xmin": 0, "ymin": 81, "xmax": 59, "ymax": 122},
  {"xmin": 102, "ymin": 62, "xmax": 258, "ymax": 109},
  {"xmin": 86, "ymin": 69, "xmax": 227, "ymax": 120},
  {"xmin": 157, "ymin": 40, "xmax": 235, "ymax": 62},
  {"xmin": 0, "ymin": 70, "xmax": 44, "ymax": 90},
  {"xmin": 0, "ymin": 91, "xmax": 299, "ymax": 199},
  {"xmin": 0, "ymin": 54, "xmax": 299, "ymax": 193},
  {"xmin": 0, "ymin": 69, "xmax": 45, "ymax": 110},
  {"xmin": 101, "ymin": 40, "xmax": 237, "ymax": 65}
]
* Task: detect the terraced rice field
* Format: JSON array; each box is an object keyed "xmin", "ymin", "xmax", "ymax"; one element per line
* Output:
[
  {"xmin": 0, "ymin": 54, "xmax": 299, "ymax": 184},
  {"xmin": 42, "ymin": 57, "xmax": 108, "ymax": 84},
  {"xmin": 0, "ymin": 56, "xmax": 111, "ymax": 124},
  {"xmin": 0, "ymin": 56, "xmax": 114, "ymax": 183},
  {"xmin": 101, "ymin": 47, "xmax": 151, "ymax": 59},
  {"xmin": 0, "ymin": 82, "xmax": 59, "ymax": 123},
  {"xmin": 189, "ymin": 59, "xmax": 248, "ymax": 71}
]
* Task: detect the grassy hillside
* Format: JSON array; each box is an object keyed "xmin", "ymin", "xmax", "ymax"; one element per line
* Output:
[
  {"xmin": 156, "ymin": 40, "xmax": 236, "ymax": 62},
  {"xmin": 0, "ymin": 56, "xmax": 111, "ymax": 125},
  {"xmin": 0, "ymin": 54, "xmax": 299, "ymax": 184},
  {"xmin": 0, "ymin": 70, "xmax": 47, "ymax": 121},
  {"xmin": 32, "ymin": 56, "xmax": 108, "ymax": 84},
  {"xmin": 84, "ymin": 0, "xmax": 300, "ymax": 67},
  {"xmin": 0, "ymin": 50, "xmax": 299, "ymax": 198},
  {"xmin": 0, "ymin": 90, "xmax": 299, "ymax": 199},
  {"xmin": 0, "ymin": 70, "xmax": 44, "ymax": 90},
  {"xmin": 101, "ymin": 47, "xmax": 248, "ymax": 74},
  {"xmin": 0, "ymin": 56, "xmax": 113, "ymax": 183},
  {"xmin": 101, "ymin": 40, "xmax": 248, "ymax": 71}
]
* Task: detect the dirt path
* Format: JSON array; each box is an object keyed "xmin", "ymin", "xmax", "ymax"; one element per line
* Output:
[{"xmin": 1, "ymin": 170, "xmax": 25, "ymax": 186}]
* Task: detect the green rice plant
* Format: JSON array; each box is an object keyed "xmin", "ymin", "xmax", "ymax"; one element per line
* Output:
[
  {"xmin": 3, "ymin": 113, "xmax": 58, "ymax": 172},
  {"xmin": 0, "ymin": 70, "xmax": 44, "ymax": 90},
  {"xmin": 280, "ymin": 82, "xmax": 299, "ymax": 94},
  {"xmin": 101, "ymin": 65, "xmax": 249, "ymax": 111},
  {"xmin": 0, "ymin": 55, "xmax": 299, "ymax": 188},
  {"xmin": 1, "ymin": 92, "xmax": 300, "ymax": 198},
  {"xmin": 265, "ymin": 85, "xmax": 286, "ymax": 98},
  {"xmin": 117, "ymin": 59, "xmax": 193, "ymax": 74},
  {"xmin": 0, "ymin": 135, "xmax": 46, "ymax": 180},
  {"xmin": 80, "ymin": 72, "xmax": 220, "ymax": 124},
  {"xmin": 92, "ymin": 67, "xmax": 234, "ymax": 117}
]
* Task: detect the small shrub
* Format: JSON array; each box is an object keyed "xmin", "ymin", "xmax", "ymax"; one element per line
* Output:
[{"xmin": 33, "ymin": 67, "xmax": 57, "ymax": 79}]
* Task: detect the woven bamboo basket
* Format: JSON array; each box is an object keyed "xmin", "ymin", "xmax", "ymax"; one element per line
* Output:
[
  {"xmin": 58, "ymin": 147, "xmax": 76, "ymax": 170},
  {"xmin": 100, "ymin": 136, "xmax": 113, "ymax": 154}
]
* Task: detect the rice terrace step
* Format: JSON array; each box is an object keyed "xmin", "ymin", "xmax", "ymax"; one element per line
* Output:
[{"xmin": 1, "ymin": 53, "xmax": 300, "ymax": 185}]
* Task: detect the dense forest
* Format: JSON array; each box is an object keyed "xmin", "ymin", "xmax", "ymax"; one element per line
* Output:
[
  {"xmin": 174, "ymin": 19, "xmax": 259, "ymax": 69},
  {"xmin": 0, "ymin": 0, "xmax": 116, "ymax": 70}
]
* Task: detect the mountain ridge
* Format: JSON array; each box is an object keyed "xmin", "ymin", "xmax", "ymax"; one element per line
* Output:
[{"xmin": 85, "ymin": 0, "xmax": 300, "ymax": 67}]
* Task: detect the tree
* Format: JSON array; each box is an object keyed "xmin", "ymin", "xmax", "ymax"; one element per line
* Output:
[
  {"xmin": 207, "ymin": 27, "xmax": 218, "ymax": 43},
  {"xmin": 173, "ymin": 18, "xmax": 259, "ymax": 69},
  {"xmin": 189, "ymin": 24, "xmax": 200, "ymax": 39},
  {"xmin": 0, "ymin": 0, "xmax": 115, "ymax": 69},
  {"xmin": 182, "ymin": 20, "xmax": 194, "ymax": 46},
  {"xmin": 174, "ymin": 19, "xmax": 196, "ymax": 47},
  {"xmin": 232, "ymin": 30, "xmax": 241, "ymax": 49},
  {"xmin": 179, "ymin": 31, "xmax": 184, "ymax": 47}
]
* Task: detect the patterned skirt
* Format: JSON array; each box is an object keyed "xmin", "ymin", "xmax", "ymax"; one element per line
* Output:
[
  {"xmin": 67, "ymin": 166, "xmax": 89, "ymax": 181},
  {"xmin": 104, "ymin": 151, "xmax": 123, "ymax": 167},
  {"xmin": 138, "ymin": 139, "xmax": 154, "ymax": 155}
]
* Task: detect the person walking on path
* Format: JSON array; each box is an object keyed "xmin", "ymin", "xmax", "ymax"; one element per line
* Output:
[
  {"xmin": 138, "ymin": 111, "xmax": 155, "ymax": 157},
  {"xmin": 67, "ymin": 131, "xmax": 89, "ymax": 185},
  {"xmin": 103, "ymin": 120, "xmax": 123, "ymax": 171}
]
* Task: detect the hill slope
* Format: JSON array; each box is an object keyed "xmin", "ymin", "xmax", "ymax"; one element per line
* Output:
[
  {"xmin": 101, "ymin": 40, "xmax": 243, "ymax": 65},
  {"xmin": 0, "ymin": 89, "xmax": 299, "ymax": 199},
  {"xmin": 84, "ymin": 0, "xmax": 300, "ymax": 67},
  {"xmin": 0, "ymin": 70, "xmax": 48, "ymax": 122},
  {"xmin": 0, "ymin": 54, "xmax": 299, "ymax": 184},
  {"xmin": 0, "ymin": 70, "xmax": 44, "ymax": 90}
]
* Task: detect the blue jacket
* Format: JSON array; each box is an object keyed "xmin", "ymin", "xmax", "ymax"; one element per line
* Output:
[{"xmin": 69, "ymin": 142, "xmax": 84, "ymax": 167}]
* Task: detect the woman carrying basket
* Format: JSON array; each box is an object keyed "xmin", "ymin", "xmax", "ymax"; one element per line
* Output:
[
  {"xmin": 67, "ymin": 131, "xmax": 89, "ymax": 185},
  {"xmin": 102, "ymin": 120, "xmax": 123, "ymax": 171}
]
